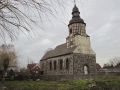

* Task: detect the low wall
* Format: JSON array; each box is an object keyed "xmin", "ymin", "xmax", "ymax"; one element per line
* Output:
[
  {"xmin": 39, "ymin": 75, "xmax": 96, "ymax": 81},
  {"xmin": 39, "ymin": 75, "xmax": 74, "ymax": 81}
]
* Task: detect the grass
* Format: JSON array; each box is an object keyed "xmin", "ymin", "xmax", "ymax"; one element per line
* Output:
[
  {"xmin": 0, "ymin": 81, "xmax": 73, "ymax": 90},
  {"xmin": 0, "ymin": 78, "xmax": 120, "ymax": 90}
]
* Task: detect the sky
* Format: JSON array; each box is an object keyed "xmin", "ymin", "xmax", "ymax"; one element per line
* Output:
[{"xmin": 1, "ymin": 0, "xmax": 120, "ymax": 67}]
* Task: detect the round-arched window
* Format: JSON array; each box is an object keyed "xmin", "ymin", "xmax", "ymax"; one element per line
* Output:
[
  {"xmin": 50, "ymin": 61, "xmax": 52, "ymax": 70},
  {"xmin": 60, "ymin": 59, "xmax": 63, "ymax": 70},
  {"xmin": 66, "ymin": 58, "xmax": 69, "ymax": 70},
  {"xmin": 84, "ymin": 65, "xmax": 89, "ymax": 75},
  {"xmin": 54, "ymin": 61, "xmax": 56, "ymax": 70}
]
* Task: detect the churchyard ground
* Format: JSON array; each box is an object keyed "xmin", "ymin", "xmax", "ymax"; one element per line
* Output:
[{"xmin": 0, "ymin": 77, "xmax": 120, "ymax": 90}]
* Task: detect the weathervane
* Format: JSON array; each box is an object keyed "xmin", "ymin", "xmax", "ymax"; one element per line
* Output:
[{"xmin": 74, "ymin": 0, "xmax": 76, "ymax": 5}]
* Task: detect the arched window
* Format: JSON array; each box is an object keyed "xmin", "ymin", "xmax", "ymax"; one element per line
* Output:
[
  {"xmin": 54, "ymin": 61, "xmax": 56, "ymax": 70},
  {"xmin": 66, "ymin": 58, "xmax": 69, "ymax": 70},
  {"xmin": 50, "ymin": 61, "xmax": 52, "ymax": 70},
  {"xmin": 60, "ymin": 59, "xmax": 63, "ymax": 70},
  {"xmin": 84, "ymin": 65, "xmax": 89, "ymax": 75}
]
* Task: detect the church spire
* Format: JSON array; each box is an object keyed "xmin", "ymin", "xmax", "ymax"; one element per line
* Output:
[
  {"xmin": 73, "ymin": 0, "xmax": 79, "ymax": 16},
  {"xmin": 72, "ymin": 4, "xmax": 80, "ymax": 16},
  {"xmin": 68, "ymin": 4, "xmax": 85, "ymax": 26}
]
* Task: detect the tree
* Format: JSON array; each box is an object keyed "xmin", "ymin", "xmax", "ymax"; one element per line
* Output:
[
  {"xmin": 0, "ymin": 0, "xmax": 64, "ymax": 41},
  {"xmin": 0, "ymin": 44, "xmax": 17, "ymax": 73}
]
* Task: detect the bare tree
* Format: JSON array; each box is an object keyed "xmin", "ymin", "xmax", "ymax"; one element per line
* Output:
[
  {"xmin": 0, "ymin": 0, "xmax": 64, "ymax": 41},
  {"xmin": 103, "ymin": 57, "xmax": 120, "ymax": 68}
]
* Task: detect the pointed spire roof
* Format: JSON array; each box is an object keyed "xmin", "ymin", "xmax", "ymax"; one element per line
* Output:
[
  {"xmin": 72, "ymin": 5, "xmax": 80, "ymax": 14},
  {"xmin": 68, "ymin": 5, "xmax": 85, "ymax": 26}
]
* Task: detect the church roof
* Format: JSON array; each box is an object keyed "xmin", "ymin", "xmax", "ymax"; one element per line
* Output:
[
  {"xmin": 69, "ymin": 17, "xmax": 85, "ymax": 25},
  {"xmin": 41, "ymin": 43, "xmax": 76, "ymax": 60}
]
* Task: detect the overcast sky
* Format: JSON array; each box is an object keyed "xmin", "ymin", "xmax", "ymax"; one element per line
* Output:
[{"xmin": 1, "ymin": 0, "xmax": 120, "ymax": 67}]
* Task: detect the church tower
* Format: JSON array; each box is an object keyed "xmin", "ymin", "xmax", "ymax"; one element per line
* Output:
[
  {"xmin": 66, "ymin": 5, "xmax": 96, "ymax": 79},
  {"xmin": 66, "ymin": 5, "xmax": 95, "ymax": 55}
]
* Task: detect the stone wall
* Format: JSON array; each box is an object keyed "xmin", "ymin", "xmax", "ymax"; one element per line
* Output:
[
  {"xmin": 40, "ymin": 53, "xmax": 96, "ymax": 81},
  {"xmin": 73, "ymin": 53, "xmax": 96, "ymax": 79},
  {"xmin": 41, "ymin": 54, "xmax": 74, "ymax": 76}
]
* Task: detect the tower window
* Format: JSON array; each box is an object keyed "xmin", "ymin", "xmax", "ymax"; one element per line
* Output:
[
  {"xmin": 54, "ymin": 61, "xmax": 57, "ymax": 70},
  {"xmin": 70, "ymin": 41, "xmax": 73, "ymax": 46},
  {"xmin": 60, "ymin": 59, "xmax": 63, "ymax": 70},
  {"xmin": 70, "ymin": 29, "xmax": 72, "ymax": 34}
]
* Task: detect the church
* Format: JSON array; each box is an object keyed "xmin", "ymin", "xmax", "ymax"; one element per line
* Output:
[{"xmin": 40, "ymin": 4, "xmax": 96, "ymax": 80}]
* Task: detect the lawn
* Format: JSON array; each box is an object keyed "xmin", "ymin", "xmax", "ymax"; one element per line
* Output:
[{"xmin": 0, "ymin": 79, "xmax": 120, "ymax": 90}]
